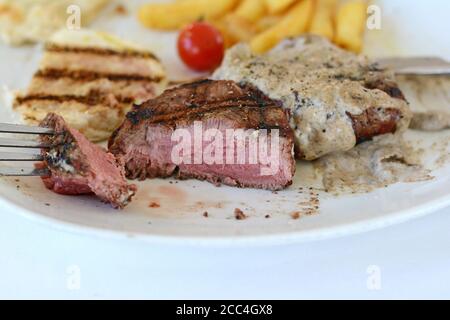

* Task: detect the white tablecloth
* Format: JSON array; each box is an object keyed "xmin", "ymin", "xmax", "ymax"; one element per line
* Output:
[{"xmin": 1, "ymin": 205, "xmax": 449, "ymax": 299}]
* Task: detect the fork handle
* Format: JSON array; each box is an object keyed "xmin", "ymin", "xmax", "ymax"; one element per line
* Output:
[{"xmin": 377, "ymin": 57, "xmax": 450, "ymax": 75}]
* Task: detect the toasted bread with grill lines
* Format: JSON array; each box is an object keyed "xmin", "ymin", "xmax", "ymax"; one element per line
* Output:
[
  {"xmin": 0, "ymin": 0, "xmax": 110, "ymax": 45},
  {"xmin": 14, "ymin": 29, "xmax": 167, "ymax": 142}
]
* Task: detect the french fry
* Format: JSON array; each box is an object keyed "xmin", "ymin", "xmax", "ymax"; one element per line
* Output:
[
  {"xmin": 264, "ymin": 0, "xmax": 297, "ymax": 14},
  {"xmin": 209, "ymin": 19, "xmax": 234, "ymax": 48},
  {"xmin": 138, "ymin": 0, "xmax": 239, "ymax": 30},
  {"xmin": 309, "ymin": 0, "xmax": 337, "ymax": 40},
  {"xmin": 211, "ymin": 14, "xmax": 256, "ymax": 48},
  {"xmin": 254, "ymin": 15, "xmax": 283, "ymax": 32},
  {"xmin": 207, "ymin": 21, "xmax": 230, "ymax": 48},
  {"xmin": 335, "ymin": 0, "xmax": 367, "ymax": 52},
  {"xmin": 235, "ymin": 0, "xmax": 267, "ymax": 23},
  {"xmin": 250, "ymin": 0, "xmax": 315, "ymax": 53}
]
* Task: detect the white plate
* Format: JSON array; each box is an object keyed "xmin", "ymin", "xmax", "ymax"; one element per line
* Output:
[{"xmin": 0, "ymin": 0, "xmax": 449, "ymax": 247}]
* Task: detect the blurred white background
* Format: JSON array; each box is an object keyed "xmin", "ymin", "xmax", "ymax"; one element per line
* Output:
[
  {"xmin": 365, "ymin": 0, "xmax": 450, "ymax": 59},
  {"xmin": 1, "ymin": 203, "xmax": 450, "ymax": 299}
]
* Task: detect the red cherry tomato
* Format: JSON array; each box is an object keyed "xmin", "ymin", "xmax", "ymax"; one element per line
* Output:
[{"xmin": 177, "ymin": 22, "xmax": 225, "ymax": 72}]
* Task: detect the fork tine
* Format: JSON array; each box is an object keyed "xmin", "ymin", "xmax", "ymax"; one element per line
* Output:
[
  {"xmin": 0, "ymin": 123, "xmax": 54, "ymax": 135},
  {"xmin": 0, "ymin": 152, "xmax": 44, "ymax": 161},
  {"xmin": 0, "ymin": 137, "xmax": 52, "ymax": 148},
  {"xmin": 0, "ymin": 167, "xmax": 50, "ymax": 177},
  {"xmin": 0, "ymin": 123, "xmax": 54, "ymax": 176}
]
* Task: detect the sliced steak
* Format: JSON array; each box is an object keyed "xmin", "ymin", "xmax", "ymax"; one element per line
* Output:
[
  {"xmin": 40, "ymin": 113, "xmax": 136, "ymax": 209},
  {"xmin": 109, "ymin": 80, "xmax": 296, "ymax": 191}
]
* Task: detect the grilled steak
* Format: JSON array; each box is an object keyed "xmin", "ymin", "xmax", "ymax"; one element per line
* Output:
[
  {"xmin": 109, "ymin": 80, "xmax": 296, "ymax": 191},
  {"xmin": 14, "ymin": 29, "xmax": 167, "ymax": 142},
  {"xmin": 213, "ymin": 35, "xmax": 412, "ymax": 160},
  {"xmin": 40, "ymin": 113, "xmax": 136, "ymax": 209}
]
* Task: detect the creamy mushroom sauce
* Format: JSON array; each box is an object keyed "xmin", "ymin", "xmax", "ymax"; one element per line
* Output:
[
  {"xmin": 315, "ymin": 134, "xmax": 432, "ymax": 194},
  {"xmin": 213, "ymin": 36, "xmax": 411, "ymax": 160},
  {"xmin": 210, "ymin": 36, "xmax": 446, "ymax": 194}
]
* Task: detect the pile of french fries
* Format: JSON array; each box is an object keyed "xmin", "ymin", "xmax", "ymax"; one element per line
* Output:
[{"xmin": 138, "ymin": 0, "xmax": 368, "ymax": 53}]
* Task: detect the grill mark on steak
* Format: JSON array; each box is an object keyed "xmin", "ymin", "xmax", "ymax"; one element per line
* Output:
[
  {"xmin": 16, "ymin": 93, "xmax": 135, "ymax": 106},
  {"xmin": 125, "ymin": 79, "xmax": 286, "ymax": 133},
  {"xmin": 241, "ymin": 81, "xmax": 284, "ymax": 131},
  {"xmin": 177, "ymin": 78, "xmax": 213, "ymax": 88},
  {"xmin": 126, "ymin": 98, "xmax": 282, "ymax": 128},
  {"xmin": 45, "ymin": 44, "xmax": 159, "ymax": 61},
  {"xmin": 35, "ymin": 68, "xmax": 164, "ymax": 83}
]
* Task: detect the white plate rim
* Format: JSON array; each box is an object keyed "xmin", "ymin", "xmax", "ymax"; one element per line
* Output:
[{"xmin": 3, "ymin": 188, "xmax": 450, "ymax": 248}]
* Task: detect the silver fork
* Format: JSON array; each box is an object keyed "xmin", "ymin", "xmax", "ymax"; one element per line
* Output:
[{"xmin": 0, "ymin": 123, "xmax": 54, "ymax": 177}]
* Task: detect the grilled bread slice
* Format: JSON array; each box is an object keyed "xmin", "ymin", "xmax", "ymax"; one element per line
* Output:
[
  {"xmin": 14, "ymin": 29, "xmax": 167, "ymax": 142},
  {"xmin": 0, "ymin": 0, "xmax": 110, "ymax": 45}
]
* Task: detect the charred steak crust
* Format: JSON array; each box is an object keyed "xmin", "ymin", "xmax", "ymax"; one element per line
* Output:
[
  {"xmin": 110, "ymin": 79, "xmax": 292, "ymax": 144},
  {"xmin": 109, "ymin": 80, "xmax": 296, "ymax": 191},
  {"xmin": 363, "ymin": 78, "xmax": 406, "ymax": 101},
  {"xmin": 41, "ymin": 113, "xmax": 136, "ymax": 209},
  {"xmin": 294, "ymin": 106, "xmax": 404, "ymax": 159},
  {"xmin": 122, "ymin": 80, "xmax": 286, "ymax": 130},
  {"xmin": 40, "ymin": 114, "xmax": 89, "ymax": 176},
  {"xmin": 348, "ymin": 108, "xmax": 402, "ymax": 144},
  {"xmin": 111, "ymin": 79, "xmax": 292, "ymax": 142},
  {"xmin": 348, "ymin": 79, "xmax": 406, "ymax": 144}
]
